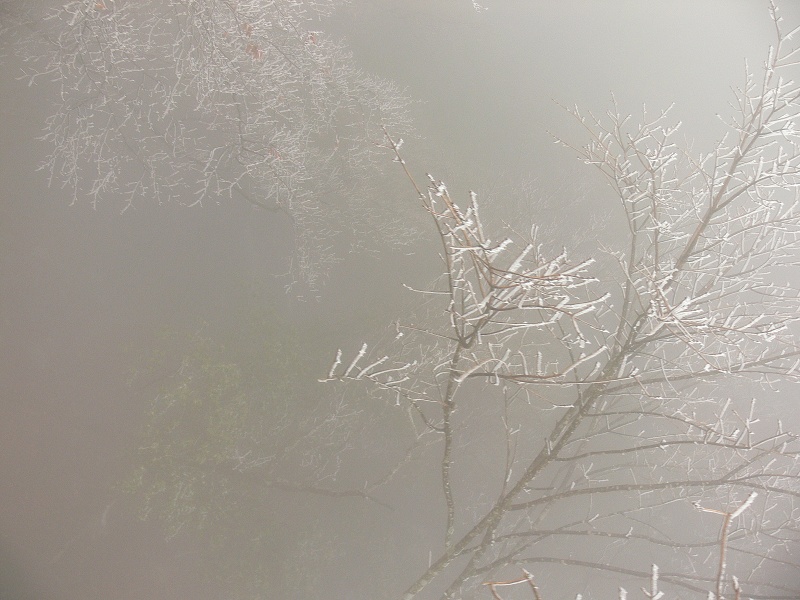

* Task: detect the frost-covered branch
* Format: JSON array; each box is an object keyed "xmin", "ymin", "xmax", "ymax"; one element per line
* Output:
[{"xmin": 327, "ymin": 4, "xmax": 800, "ymax": 599}]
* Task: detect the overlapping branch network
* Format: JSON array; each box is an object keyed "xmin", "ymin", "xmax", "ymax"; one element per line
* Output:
[{"xmin": 326, "ymin": 4, "xmax": 800, "ymax": 599}]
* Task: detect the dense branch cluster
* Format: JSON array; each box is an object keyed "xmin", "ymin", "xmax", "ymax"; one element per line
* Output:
[
  {"xmin": 327, "ymin": 4, "xmax": 800, "ymax": 598},
  {"xmin": 8, "ymin": 0, "xmax": 413, "ymax": 291}
]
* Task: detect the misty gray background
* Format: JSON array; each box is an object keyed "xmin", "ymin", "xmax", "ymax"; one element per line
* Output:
[{"xmin": 2, "ymin": 1, "xmax": 799, "ymax": 599}]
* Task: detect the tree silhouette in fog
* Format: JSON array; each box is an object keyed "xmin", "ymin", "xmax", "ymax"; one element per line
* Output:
[
  {"xmin": 123, "ymin": 297, "xmax": 386, "ymax": 599},
  {"xmin": 329, "ymin": 4, "xmax": 800, "ymax": 598},
  {"xmin": 2, "ymin": 0, "xmax": 412, "ymax": 293},
  {"xmin": 6, "ymin": 1, "xmax": 800, "ymax": 599}
]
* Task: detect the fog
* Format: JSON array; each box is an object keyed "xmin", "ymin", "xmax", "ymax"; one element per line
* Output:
[{"xmin": 2, "ymin": 2, "xmax": 800, "ymax": 599}]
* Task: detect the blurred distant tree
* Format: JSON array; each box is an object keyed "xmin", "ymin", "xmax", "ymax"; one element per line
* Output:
[
  {"xmin": 1, "ymin": 0, "xmax": 414, "ymax": 294},
  {"xmin": 328, "ymin": 3, "xmax": 800, "ymax": 598},
  {"xmin": 123, "ymin": 300, "xmax": 396, "ymax": 598}
]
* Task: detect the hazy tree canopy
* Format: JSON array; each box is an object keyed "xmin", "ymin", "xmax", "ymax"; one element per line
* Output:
[{"xmin": 4, "ymin": 0, "xmax": 415, "ymax": 293}]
